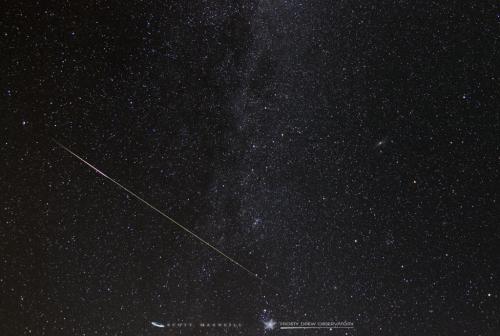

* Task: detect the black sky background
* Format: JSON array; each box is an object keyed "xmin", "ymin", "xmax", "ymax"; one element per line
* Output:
[{"xmin": 1, "ymin": 1, "xmax": 499, "ymax": 335}]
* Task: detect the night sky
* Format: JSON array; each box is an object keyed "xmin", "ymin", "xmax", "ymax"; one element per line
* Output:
[{"xmin": 1, "ymin": 1, "xmax": 499, "ymax": 335}]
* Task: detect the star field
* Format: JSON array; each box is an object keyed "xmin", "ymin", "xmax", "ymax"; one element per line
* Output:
[{"xmin": 1, "ymin": 1, "xmax": 499, "ymax": 335}]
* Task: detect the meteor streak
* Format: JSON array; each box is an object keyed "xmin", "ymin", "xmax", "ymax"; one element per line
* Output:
[{"xmin": 51, "ymin": 139, "xmax": 277, "ymax": 291}]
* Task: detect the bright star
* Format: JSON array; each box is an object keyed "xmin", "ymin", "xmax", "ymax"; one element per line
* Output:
[{"xmin": 263, "ymin": 319, "xmax": 276, "ymax": 330}]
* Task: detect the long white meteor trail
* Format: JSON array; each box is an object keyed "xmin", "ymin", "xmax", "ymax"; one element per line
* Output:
[{"xmin": 52, "ymin": 139, "xmax": 274, "ymax": 290}]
